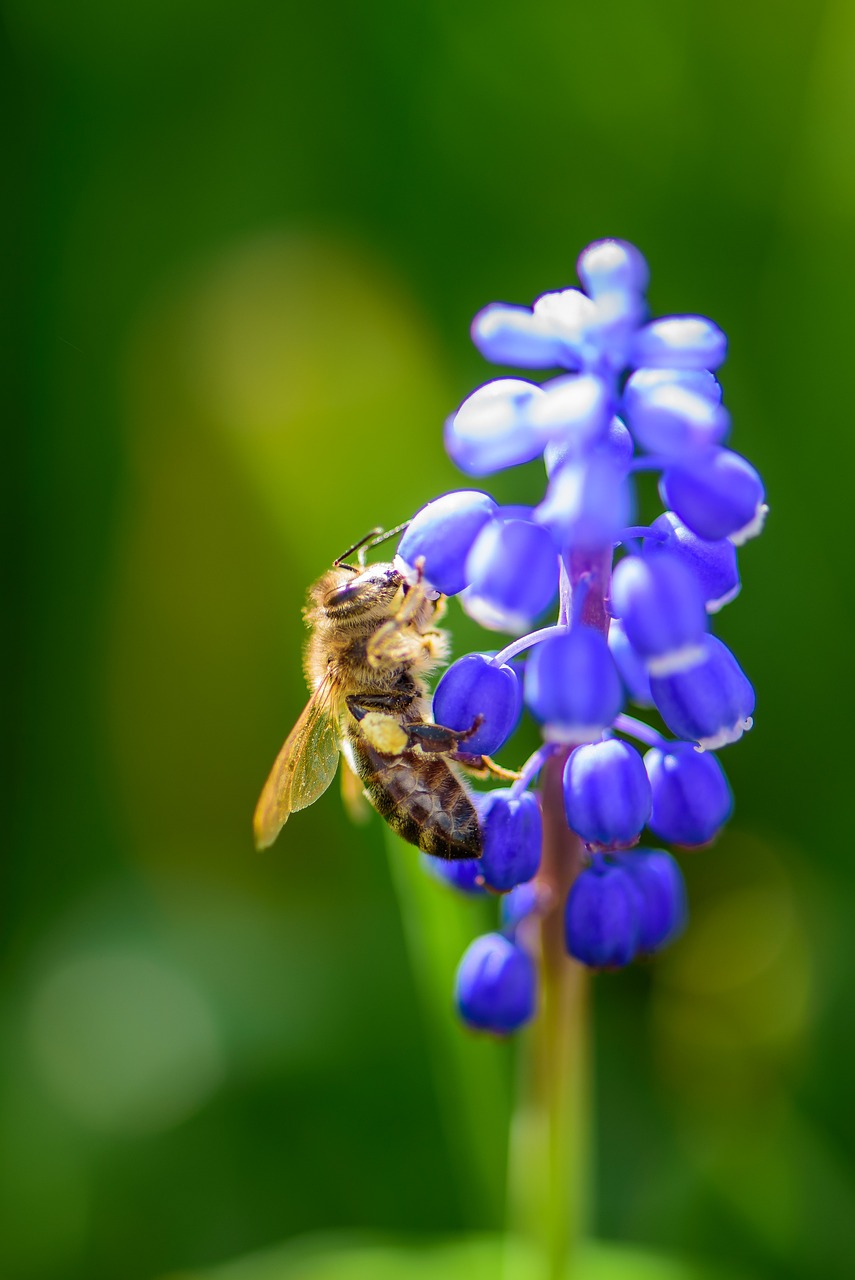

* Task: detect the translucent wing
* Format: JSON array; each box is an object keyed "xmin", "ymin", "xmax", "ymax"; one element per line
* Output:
[{"xmin": 253, "ymin": 678, "xmax": 342, "ymax": 850}]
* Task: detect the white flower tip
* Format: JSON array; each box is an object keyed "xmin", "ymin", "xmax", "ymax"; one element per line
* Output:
[
  {"xmin": 647, "ymin": 643, "xmax": 707, "ymax": 678},
  {"xmin": 730, "ymin": 503, "xmax": 768, "ymax": 547},
  {"xmin": 706, "ymin": 583, "xmax": 742, "ymax": 614},
  {"xmin": 697, "ymin": 717, "xmax": 753, "ymax": 750}
]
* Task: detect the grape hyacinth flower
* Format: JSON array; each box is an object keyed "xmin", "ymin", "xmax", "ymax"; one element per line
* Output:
[{"xmin": 402, "ymin": 238, "xmax": 765, "ymax": 1037}]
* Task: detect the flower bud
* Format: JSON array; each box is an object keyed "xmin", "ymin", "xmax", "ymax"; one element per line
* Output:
[
  {"xmin": 524, "ymin": 628, "xmax": 624, "ymax": 743},
  {"xmin": 432, "ymin": 653, "xmax": 522, "ymax": 756},
  {"xmin": 500, "ymin": 881, "xmax": 542, "ymax": 929},
  {"xmin": 563, "ymin": 739, "xmax": 652, "ymax": 849},
  {"xmin": 536, "ymin": 451, "xmax": 633, "ymax": 551},
  {"xmin": 546, "ymin": 416, "xmax": 636, "ymax": 478},
  {"xmin": 649, "ymin": 634, "xmax": 755, "ymax": 749},
  {"xmin": 577, "ymin": 239, "xmax": 650, "ymax": 298},
  {"xmin": 532, "ymin": 288, "xmax": 597, "ymax": 347},
  {"xmin": 422, "ymin": 855, "xmax": 485, "ymax": 895},
  {"xmin": 623, "ymin": 376, "xmax": 730, "ymax": 459},
  {"xmin": 631, "ymin": 315, "xmax": 727, "ymax": 370},
  {"xmin": 455, "ymin": 932, "xmax": 537, "ymax": 1033},
  {"xmin": 617, "ymin": 849, "xmax": 687, "ymax": 951},
  {"xmin": 462, "ymin": 516, "xmax": 558, "ymax": 632},
  {"xmin": 605, "ymin": 416, "xmax": 635, "ymax": 468},
  {"xmin": 527, "ymin": 373, "xmax": 611, "ymax": 454},
  {"xmin": 645, "ymin": 740, "xmax": 733, "ymax": 845},
  {"xmin": 564, "ymin": 856, "xmax": 643, "ymax": 968},
  {"xmin": 471, "ymin": 302, "xmax": 580, "ymax": 369},
  {"xmin": 445, "ymin": 379, "xmax": 546, "ymax": 475},
  {"xmin": 646, "ymin": 512, "xmax": 740, "ymax": 613},
  {"xmin": 477, "ymin": 790, "xmax": 542, "ymax": 891},
  {"xmin": 623, "ymin": 366, "xmax": 722, "ymax": 408},
  {"xmin": 396, "ymin": 490, "xmax": 496, "ymax": 596},
  {"xmin": 611, "ymin": 551, "xmax": 707, "ymax": 675},
  {"xmin": 608, "ymin": 620, "xmax": 653, "ymax": 706},
  {"xmin": 660, "ymin": 449, "xmax": 766, "ymax": 545}
]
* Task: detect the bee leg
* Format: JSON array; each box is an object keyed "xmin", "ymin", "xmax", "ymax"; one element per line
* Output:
[
  {"xmin": 452, "ymin": 752, "xmax": 523, "ymax": 782},
  {"xmin": 346, "ymin": 692, "xmax": 415, "ymax": 721},
  {"xmin": 368, "ymin": 565, "xmax": 445, "ymax": 666},
  {"xmin": 403, "ymin": 715, "xmax": 485, "ymax": 755}
]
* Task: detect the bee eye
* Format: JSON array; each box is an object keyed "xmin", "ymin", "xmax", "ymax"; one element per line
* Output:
[{"xmin": 327, "ymin": 580, "xmax": 361, "ymax": 607}]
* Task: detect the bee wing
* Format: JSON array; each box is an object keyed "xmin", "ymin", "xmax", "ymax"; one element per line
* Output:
[{"xmin": 253, "ymin": 678, "xmax": 342, "ymax": 850}]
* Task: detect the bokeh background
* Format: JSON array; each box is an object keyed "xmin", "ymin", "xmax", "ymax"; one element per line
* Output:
[{"xmin": 4, "ymin": 2, "xmax": 854, "ymax": 1277}]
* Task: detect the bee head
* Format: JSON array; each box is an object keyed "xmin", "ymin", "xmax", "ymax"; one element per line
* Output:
[{"xmin": 319, "ymin": 563, "xmax": 403, "ymax": 618}]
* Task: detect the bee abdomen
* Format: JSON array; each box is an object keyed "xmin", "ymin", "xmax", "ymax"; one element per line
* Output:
[{"xmin": 352, "ymin": 739, "xmax": 481, "ymax": 861}]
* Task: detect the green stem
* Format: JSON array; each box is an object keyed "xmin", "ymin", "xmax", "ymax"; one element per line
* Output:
[
  {"xmin": 506, "ymin": 750, "xmax": 591, "ymax": 1280},
  {"xmin": 506, "ymin": 545, "xmax": 609, "ymax": 1280}
]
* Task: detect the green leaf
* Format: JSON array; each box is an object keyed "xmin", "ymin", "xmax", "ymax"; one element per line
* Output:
[
  {"xmin": 384, "ymin": 831, "xmax": 510, "ymax": 1224},
  {"xmin": 161, "ymin": 1232, "xmax": 750, "ymax": 1280}
]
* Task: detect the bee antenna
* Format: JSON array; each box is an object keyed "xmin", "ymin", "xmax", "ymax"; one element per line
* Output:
[
  {"xmin": 361, "ymin": 521, "xmax": 410, "ymax": 564},
  {"xmin": 334, "ymin": 522, "xmax": 410, "ymax": 569},
  {"xmin": 334, "ymin": 527, "xmax": 384, "ymax": 568}
]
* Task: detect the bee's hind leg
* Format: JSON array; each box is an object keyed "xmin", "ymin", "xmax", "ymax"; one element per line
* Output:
[
  {"xmin": 403, "ymin": 715, "xmax": 485, "ymax": 755},
  {"xmin": 406, "ymin": 721, "xmax": 524, "ymax": 779},
  {"xmin": 453, "ymin": 752, "xmax": 523, "ymax": 782}
]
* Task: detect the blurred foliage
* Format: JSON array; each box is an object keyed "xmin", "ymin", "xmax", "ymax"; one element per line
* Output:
[
  {"xmin": 160, "ymin": 1231, "xmax": 744, "ymax": 1280},
  {"xmin": 3, "ymin": 1, "xmax": 854, "ymax": 1278}
]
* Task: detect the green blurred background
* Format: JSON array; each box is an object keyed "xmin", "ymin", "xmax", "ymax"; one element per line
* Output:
[{"xmin": 4, "ymin": 1, "xmax": 854, "ymax": 1277}]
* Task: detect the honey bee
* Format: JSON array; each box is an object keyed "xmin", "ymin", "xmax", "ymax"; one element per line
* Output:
[{"xmin": 254, "ymin": 531, "xmax": 505, "ymax": 859}]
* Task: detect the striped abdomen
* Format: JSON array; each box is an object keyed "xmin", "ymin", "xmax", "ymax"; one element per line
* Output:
[{"xmin": 348, "ymin": 731, "xmax": 481, "ymax": 860}]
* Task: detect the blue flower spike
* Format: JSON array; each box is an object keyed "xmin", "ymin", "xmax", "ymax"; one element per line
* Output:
[
  {"xmin": 455, "ymin": 932, "xmax": 537, "ymax": 1034},
  {"xmin": 432, "ymin": 652, "xmax": 522, "ymax": 756},
  {"xmin": 563, "ymin": 740, "xmax": 652, "ymax": 850},
  {"xmin": 399, "ymin": 237, "xmax": 764, "ymax": 1029}
]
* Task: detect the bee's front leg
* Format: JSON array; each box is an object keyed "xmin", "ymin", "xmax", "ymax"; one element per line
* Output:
[
  {"xmin": 346, "ymin": 692, "xmax": 415, "ymax": 720},
  {"xmin": 453, "ymin": 752, "xmax": 523, "ymax": 782}
]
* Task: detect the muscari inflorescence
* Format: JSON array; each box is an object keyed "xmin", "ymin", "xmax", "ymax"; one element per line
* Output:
[{"xmin": 395, "ymin": 239, "xmax": 765, "ymax": 1035}]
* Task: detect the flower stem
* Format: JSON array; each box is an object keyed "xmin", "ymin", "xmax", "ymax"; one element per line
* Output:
[
  {"xmin": 492, "ymin": 624, "xmax": 569, "ymax": 668},
  {"xmin": 505, "ymin": 548, "xmax": 608, "ymax": 1279},
  {"xmin": 506, "ymin": 750, "xmax": 591, "ymax": 1280}
]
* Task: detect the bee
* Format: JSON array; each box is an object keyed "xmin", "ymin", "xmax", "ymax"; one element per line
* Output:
[{"xmin": 254, "ymin": 530, "xmax": 508, "ymax": 859}]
